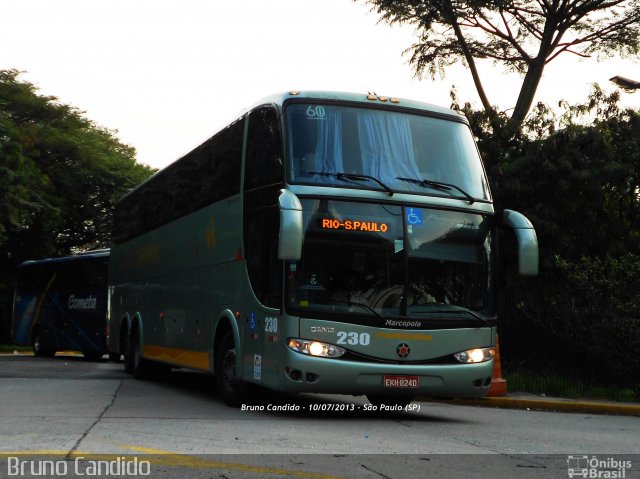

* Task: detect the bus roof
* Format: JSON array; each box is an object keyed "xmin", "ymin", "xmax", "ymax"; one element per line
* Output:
[
  {"xmin": 19, "ymin": 249, "xmax": 110, "ymax": 268},
  {"xmin": 252, "ymin": 90, "xmax": 466, "ymax": 122}
]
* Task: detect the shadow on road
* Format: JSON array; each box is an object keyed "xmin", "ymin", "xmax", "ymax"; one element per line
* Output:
[{"xmin": 0, "ymin": 354, "xmax": 469, "ymax": 423}]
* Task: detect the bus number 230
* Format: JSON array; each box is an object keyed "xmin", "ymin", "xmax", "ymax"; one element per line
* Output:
[{"xmin": 337, "ymin": 331, "xmax": 370, "ymax": 346}]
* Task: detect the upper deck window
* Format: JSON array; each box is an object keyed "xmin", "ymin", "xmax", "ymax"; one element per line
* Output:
[{"xmin": 286, "ymin": 103, "xmax": 491, "ymax": 201}]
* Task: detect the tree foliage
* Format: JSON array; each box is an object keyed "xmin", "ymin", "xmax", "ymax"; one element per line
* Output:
[
  {"xmin": 0, "ymin": 70, "xmax": 154, "ymax": 341},
  {"xmin": 458, "ymin": 87, "xmax": 640, "ymax": 261},
  {"xmin": 361, "ymin": 0, "xmax": 640, "ymax": 128},
  {"xmin": 454, "ymin": 89, "xmax": 640, "ymax": 393}
]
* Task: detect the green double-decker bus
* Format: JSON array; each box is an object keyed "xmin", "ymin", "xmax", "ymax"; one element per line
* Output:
[{"xmin": 108, "ymin": 91, "xmax": 538, "ymax": 407}]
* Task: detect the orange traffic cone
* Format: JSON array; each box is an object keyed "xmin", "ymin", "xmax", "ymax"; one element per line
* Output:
[{"xmin": 487, "ymin": 335, "xmax": 507, "ymax": 397}]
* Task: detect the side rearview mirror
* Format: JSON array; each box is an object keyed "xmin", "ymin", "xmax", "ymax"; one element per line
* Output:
[
  {"xmin": 278, "ymin": 189, "xmax": 303, "ymax": 261},
  {"xmin": 502, "ymin": 209, "xmax": 539, "ymax": 276}
]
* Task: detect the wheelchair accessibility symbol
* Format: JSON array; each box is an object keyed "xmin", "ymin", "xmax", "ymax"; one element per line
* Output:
[{"xmin": 406, "ymin": 208, "xmax": 423, "ymax": 225}]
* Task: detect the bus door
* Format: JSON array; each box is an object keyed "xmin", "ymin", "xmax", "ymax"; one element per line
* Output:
[{"xmin": 243, "ymin": 105, "xmax": 285, "ymax": 386}]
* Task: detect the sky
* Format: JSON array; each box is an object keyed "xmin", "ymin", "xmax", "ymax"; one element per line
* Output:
[{"xmin": 2, "ymin": 0, "xmax": 639, "ymax": 169}]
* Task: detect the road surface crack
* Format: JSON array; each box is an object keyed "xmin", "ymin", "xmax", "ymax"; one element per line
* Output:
[
  {"xmin": 360, "ymin": 464, "xmax": 393, "ymax": 479},
  {"xmin": 65, "ymin": 379, "xmax": 123, "ymax": 460},
  {"xmin": 395, "ymin": 420, "xmax": 412, "ymax": 427},
  {"xmin": 454, "ymin": 436, "xmax": 549, "ymax": 469}
]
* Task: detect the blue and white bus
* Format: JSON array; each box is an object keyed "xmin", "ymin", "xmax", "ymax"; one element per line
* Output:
[{"xmin": 12, "ymin": 250, "xmax": 110, "ymax": 360}]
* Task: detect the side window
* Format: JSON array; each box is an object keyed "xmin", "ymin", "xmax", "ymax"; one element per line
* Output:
[
  {"xmin": 198, "ymin": 118, "xmax": 243, "ymax": 205},
  {"xmin": 112, "ymin": 187, "xmax": 142, "ymax": 245},
  {"xmin": 245, "ymin": 107, "xmax": 283, "ymax": 191},
  {"xmin": 17, "ymin": 264, "xmax": 50, "ymax": 291},
  {"xmin": 68, "ymin": 258, "xmax": 108, "ymax": 289},
  {"xmin": 112, "ymin": 119, "xmax": 243, "ymax": 244},
  {"xmin": 244, "ymin": 106, "xmax": 284, "ymax": 308}
]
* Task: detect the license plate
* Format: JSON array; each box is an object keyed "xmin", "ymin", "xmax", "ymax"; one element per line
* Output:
[{"xmin": 383, "ymin": 375, "xmax": 419, "ymax": 388}]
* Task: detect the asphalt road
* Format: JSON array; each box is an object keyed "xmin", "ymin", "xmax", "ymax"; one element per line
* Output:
[{"xmin": 0, "ymin": 354, "xmax": 638, "ymax": 479}]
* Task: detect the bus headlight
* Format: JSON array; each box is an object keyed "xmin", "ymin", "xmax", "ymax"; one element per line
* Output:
[
  {"xmin": 287, "ymin": 338, "xmax": 346, "ymax": 358},
  {"xmin": 454, "ymin": 347, "xmax": 495, "ymax": 364}
]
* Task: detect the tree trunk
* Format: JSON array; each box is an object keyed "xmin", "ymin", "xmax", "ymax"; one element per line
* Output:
[
  {"xmin": 440, "ymin": 0, "xmax": 492, "ymax": 112},
  {"xmin": 510, "ymin": 59, "xmax": 546, "ymax": 130},
  {"xmin": 511, "ymin": 14, "xmax": 560, "ymax": 130},
  {"xmin": 450, "ymin": 18, "xmax": 492, "ymax": 113}
]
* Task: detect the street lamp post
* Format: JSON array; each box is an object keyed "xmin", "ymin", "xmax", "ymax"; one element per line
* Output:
[{"xmin": 609, "ymin": 75, "xmax": 640, "ymax": 91}]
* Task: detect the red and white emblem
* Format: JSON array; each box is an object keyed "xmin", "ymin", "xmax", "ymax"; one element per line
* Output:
[{"xmin": 396, "ymin": 343, "xmax": 410, "ymax": 358}]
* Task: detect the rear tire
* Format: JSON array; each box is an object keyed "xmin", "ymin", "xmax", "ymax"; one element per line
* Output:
[
  {"xmin": 215, "ymin": 330, "xmax": 249, "ymax": 407},
  {"xmin": 32, "ymin": 331, "xmax": 55, "ymax": 358},
  {"xmin": 130, "ymin": 331, "xmax": 151, "ymax": 379},
  {"xmin": 124, "ymin": 331, "xmax": 168, "ymax": 379},
  {"xmin": 123, "ymin": 328, "xmax": 134, "ymax": 374},
  {"xmin": 82, "ymin": 351, "xmax": 103, "ymax": 361}
]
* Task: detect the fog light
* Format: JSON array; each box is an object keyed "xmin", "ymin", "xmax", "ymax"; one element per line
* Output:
[
  {"xmin": 287, "ymin": 338, "xmax": 346, "ymax": 358},
  {"xmin": 286, "ymin": 368, "xmax": 302, "ymax": 380},
  {"xmin": 454, "ymin": 347, "xmax": 495, "ymax": 364}
]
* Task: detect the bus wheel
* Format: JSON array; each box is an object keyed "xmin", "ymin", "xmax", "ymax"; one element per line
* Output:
[
  {"xmin": 82, "ymin": 351, "xmax": 103, "ymax": 361},
  {"xmin": 32, "ymin": 331, "xmax": 55, "ymax": 358},
  {"xmin": 130, "ymin": 333, "xmax": 151, "ymax": 380},
  {"xmin": 123, "ymin": 328, "xmax": 134, "ymax": 374},
  {"xmin": 366, "ymin": 395, "xmax": 414, "ymax": 409},
  {"xmin": 215, "ymin": 331, "xmax": 248, "ymax": 407}
]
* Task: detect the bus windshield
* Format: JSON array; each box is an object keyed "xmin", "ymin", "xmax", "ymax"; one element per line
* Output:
[
  {"xmin": 286, "ymin": 103, "xmax": 491, "ymax": 201},
  {"xmin": 286, "ymin": 200, "xmax": 494, "ymax": 324}
]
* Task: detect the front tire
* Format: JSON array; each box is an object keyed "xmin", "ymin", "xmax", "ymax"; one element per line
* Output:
[{"xmin": 215, "ymin": 330, "xmax": 249, "ymax": 407}]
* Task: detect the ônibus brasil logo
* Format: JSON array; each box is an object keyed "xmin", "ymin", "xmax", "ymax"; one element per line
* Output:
[{"xmin": 567, "ymin": 455, "xmax": 632, "ymax": 478}]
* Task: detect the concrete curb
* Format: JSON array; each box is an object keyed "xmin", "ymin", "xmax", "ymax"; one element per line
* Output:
[{"xmin": 432, "ymin": 396, "xmax": 640, "ymax": 417}]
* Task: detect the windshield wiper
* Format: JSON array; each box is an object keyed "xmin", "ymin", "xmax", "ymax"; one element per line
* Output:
[
  {"xmin": 396, "ymin": 177, "xmax": 476, "ymax": 204},
  {"xmin": 308, "ymin": 171, "xmax": 394, "ymax": 196},
  {"xmin": 411, "ymin": 307, "xmax": 491, "ymax": 326},
  {"xmin": 321, "ymin": 298, "xmax": 384, "ymax": 320}
]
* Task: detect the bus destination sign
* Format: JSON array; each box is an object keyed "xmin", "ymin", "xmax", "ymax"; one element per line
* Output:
[{"xmin": 320, "ymin": 218, "xmax": 389, "ymax": 233}]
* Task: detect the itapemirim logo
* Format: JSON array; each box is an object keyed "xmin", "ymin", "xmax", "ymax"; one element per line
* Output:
[{"xmin": 567, "ymin": 455, "xmax": 632, "ymax": 478}]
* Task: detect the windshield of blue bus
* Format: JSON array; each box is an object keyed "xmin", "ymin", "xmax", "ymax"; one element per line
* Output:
[
  {"xmin": 286, "ymin": 200, "xmax": 494, "ymax": 325},
  {"xmin": 286, "ymin": 103, "xmax": 491, "ymax": 201}
]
